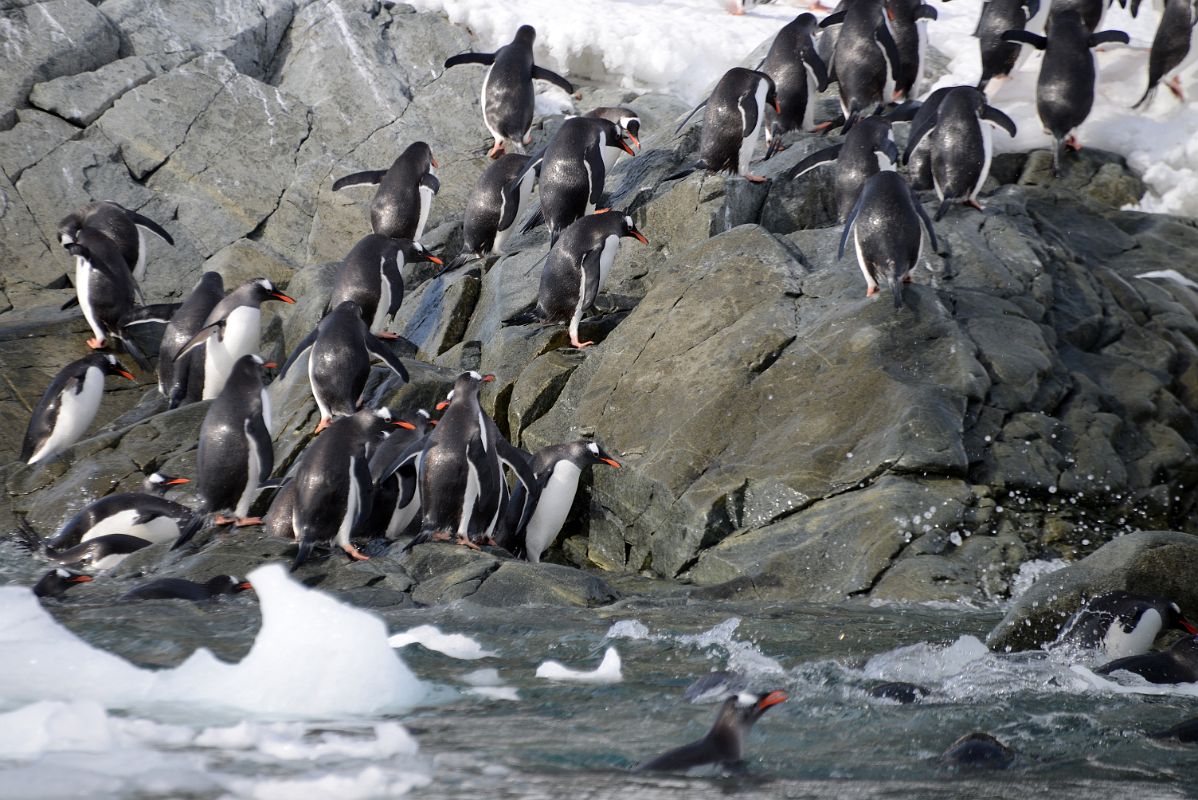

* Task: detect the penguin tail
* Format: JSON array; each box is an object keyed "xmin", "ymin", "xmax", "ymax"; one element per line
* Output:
[
  {"xmin": 519, "ymin": 207, "xmax": 546, "ymax": 234},
  {"xmin": 663, "ymin": 160, "xmax": 707, "ymax": 182},
  {"xmin": 976, "ymin": 76, "xmax": 990, "ymax": 92},
  {"xmin": 1051, "ymin": 137, "xmax": 1063, "ymax": 177},
  {"xmin": 933, "ymin": 197, "xmax": 953, "ymax": 222},
  {"xmin": 503, "ymin": 305, "xmax": 542, "ymax": 326},
  {"xmin": 1132, "ymin": 82, "xmax": 1156, "ymax": 110},
  {"xmin": 291, "ymin": 538, "xmax": 317, "ymax": 572},
  {"xmin": 890, "ymin": 275, "xmax": 905, "ymax": 310},
  {"xmin": 13, "ymin": 516, "xmax": 45, "ymax": 554},
  {"xmin": 171, "ymin": 513, "xmax": 210, "ymax": 551}
]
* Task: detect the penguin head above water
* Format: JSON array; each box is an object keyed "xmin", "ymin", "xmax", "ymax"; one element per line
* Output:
[
  {"xmin": 32, "ymin": 568, "xmax": 93, "ymax": 599},
  {"xmin": 142, "ymin": 472, "xmax": 190, "ymax": 494},
  {"xmin": 206, "ymin": 575, "xmax": 253, "ymax": 595}
]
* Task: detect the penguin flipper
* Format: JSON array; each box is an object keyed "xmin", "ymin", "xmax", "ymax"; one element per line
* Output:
[
  {"xmin": 60, "ymin": 295, "xmax": 80, "ymax": 310},
  {"xmin": 498, "ymin": 169, "xmax": 533, "ymax": 232},
  {"xmin": 444, "ymin": 51, "xmax": 495, "ymax": 69},
  {"xmin": 1024, "ymin": 0, "xmax": 1041, "ymax": 20},
  {"xmin": 579, "ymin": 247, "xmax": 605, "ymax": 310},
  {"xmin": 118, "ymin": 333, "xmax": 154, "ymax": 373},
  {"xmin": 803, "ymin": 49, "xmax": 830, "ymax": 93},
  {"xmin": 584, "ymin": 143, "xmax": 607, "ymax": 207},
  {"xmin": 246, "ymin": 414, "xmax": 275, "ymax": 490},
  {"xmin": 981, "ymin": 105, "xmax": 1018, "ymax": 138},
  {"xmin": 915, "ymin": 4, "xmax": 938, "ymax": 20},
  {"xmin": 875, "ymin": 24, "xmax": 903, "ymax": 84},
  {"xmin": 365, "ymin": 336, "xmax": 410, "ymax": 382},
  {"xmin": 1088, "ymin": 30, "xmax": 1130, "ymax": 47},
  {"xmin": 372, "ymin": 439, "xmax": 424, "ymax": 485},
  {"xmin": 673, "ymin": 99, "xmax": 709, "ymax": 135},
  {"xmin": 838, "ymin": 191, "xmax": 866, "ymax": 261},
  {"xmin": 420, "ymin": 172, "xmax": 441, "ymax": 195},
  {"xmin": 819, "ymin": 9, "xmax": 847, "ymax": 27},
  {"xmin": 531, "ymin": 65, "xmax": 575, "ymax": 94},
  {"xmin": 885, "ymin": 100, "xmax": 923, "ymax": 123},
  {"xmin": 119, "ymin": 303, "xmax": 181, "ymax": 327},
  {"xmin": 1001, "ymin": 29, "xmax": 1047, "ymax": 49},
  {"xmin": 520, "ymin": 204, "xmax": 546, "ymax": 235},
  {"xmin": 737, "ymin": 88, "xmax": 761, "ymax": 139},
  {"xmin": 175, "ymin": 319, "xmax": 225, "ymax": 361},
  {"xmin": 496, "ymin": 438, "xmax": 538, "ymax": 535},
  {"xmin": 903, "ymin": 116, "xmax": 937, "ymax": 165},
  {"xmin": 332, "ymin": 170, "xmax": 387, "ymax": 191},
  {"xmin": 131, "ymin": 213, "xmax": 175, "ymax": 246},
  {"xmin": 787, "ymin": 143, "xmax": 842, "ymax": 179},
  {"xmin": 277, "ymin": 328, "xmax": 319, "ymax": 380},
  {"xmin": 911, "ymin": 184, "xmax": 940, "ymax": 252},
  {"xmin": 171, "ymin": 513, "xmax": 210, "ymax": 550}
]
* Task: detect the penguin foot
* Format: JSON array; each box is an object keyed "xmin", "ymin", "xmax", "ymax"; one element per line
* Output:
[
  {"xmin": 487, "ymin": 141, "xmax": 506, "ymax": 159},
  {"xmin": 966, "ymin": 199, "xmax": 985, "ymax": 212},
  {"xmin": 866, "ymin": 286, "xmax": 880, "ymax": 297},
  {"xmin": 374, "ymin": 331, "xmax": 400, "ymax": 340},
  {"xmin": 1065, "ymin": 135, "xmax": 1081, "ymax": 152},
  {"xmin": 341, "ymin": 542, "xmax": 371, "ymax": 561},
  {"xmin": 1168, "ymin": 76, "xmax": 1185, "ymax": 101},
  {"xmin": 86, "ymin": 337, "xmax": 107, "ymax": 350},
  {"xmin": 812, "ymin": 120, "xmax": 836, "ymax": 133},
  {"xmin": 570, "ymin": 337, "xmax": 595, "ymax": 349},
  {"xmin": 313, "ymin": 417, "xmax": 332, "ymax": 434},
  {"xmin": 902, "ymin": 274, "xmax": 914, "ymax": 284},
  {"xmin": 744, "ymin": 174, "xmax": 768, "ymax": 184},
  {"xmin": 234, "ymin": 516, "xmax": 263, "ymax": 527},
  {"xmin": 455, "ymin": 534, "xmax": 482, "ymax": 550},
  {"xmin": 809, "ymin": 0, "xmax": 834, "ymax": 9}
]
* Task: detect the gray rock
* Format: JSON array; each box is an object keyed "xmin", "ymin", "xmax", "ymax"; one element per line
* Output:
[
  {"xmin": 0, "ymin": 0, "xmax": 120, "ymax": 110},
  {"xmin": 0, "ymin": 108, "xmax": 79, "ymax": 181},
  {"xmin": 28, "ymin": 56, "xmax": 159, "ymax": 126}
]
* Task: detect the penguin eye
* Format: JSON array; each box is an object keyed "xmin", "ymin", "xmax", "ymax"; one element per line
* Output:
[
  {"xmin": 418, "ymin": 409, "xmax": 430, "ymax": 419},
  {"xmin": 56, "ymin": 568, "xmax": 70, "ymax": 578},
  {"xmin": 468, "ymin": 370, "xmax": 482, "ymax": 381},
  {"xmin": 587, "ymin": 442, "xmax": 599, "ymax": 455}
]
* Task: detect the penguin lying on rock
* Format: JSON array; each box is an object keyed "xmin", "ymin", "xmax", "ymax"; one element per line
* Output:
[
  {"xmin": 634, "ymin": 691, "xmax": 788, "ymax": 773},
  {"xmin": 40, "ymin": 471, "xmax": 195, "ymax": 550}
]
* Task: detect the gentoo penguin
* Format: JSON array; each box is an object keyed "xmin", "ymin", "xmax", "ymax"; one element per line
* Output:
[
  {"xmin": 670, "ymin": 68, "xmax": 780, "ymax": 183},
  {"xmin": 1002, "ymin": 11, "xmax": 1129, "ymax": 175},
  {"xmin": 1096, "ymin": 635, "xmax": 1198, "ymax": 683},
  {"xmin": 58, "ymin": 200, "xmax": 174, "ymax": 283},
  {"xmin": 332, "ymin": 141, "xmax": 440, "ymax": 241},
  {"xmin": 177, "ymin": 277, "xmax": 294, "ymax": 401},
  {"xmin": 65, "ymin": 227, "xmax": 146, "ymax": 358},
  {"xmin": 158, "ymin": 271, "xmax": 224, "ymax": 408},
  {"xmin": 21, "ymin": 353, "xmax": 135, "ymax": 465},
  {"xmin": 903, "ymin": 87, "xmax": 1017, "ymax": 220},
  {"xmin": 448, "ymin": 154, "xmax": 536, "ymax": 271},
  {"xmin": 43, "ymin": 472, "xmax": 195, "ymax": 550},
  {"xmin": 869, "ymin": 681, "xmax": 930, "ymax": 703},
  {"xmin": 1048, "ymin": 0, "xmax": 1110, "ymax": 33},
  {"xmin": 121, "ymin": 575, "xmax": 252, "ymax": 602},
  {"xmin": 761, "ymin": 15, "xmax": 831, "ymax": 159},
  {"xmin": 291, "ymin": 407, "xmax": 400, "ymax": 568},
  {"xmin": 584, "ymin": 107, "xmax": 643, "ymax": 172},
  {"xmin": 886, "ymin": 0, "xmax": 938, "ymax": 101},
  {"xmin": 787, "ymin": 116, "xmax": 899, "ymax": 221},
  {"xmin": 838, "ymin": 170, "xmax": 938, "ymax": 308},
  {"xmin": 938, "ymin": 732, "xmax": 1015, "ymax": 769},
  {"xmin": 891, "ymin": 86, "xmax": 951, "ymax": 189},
  {"xmin": 975, "ymin": 0, "xmax": 1041, "ymax": 92},
  {"xmin": 327, "ymin": 235, "xmax": 441, "ymax": 339},
  {"xmin": 366, "ymin": 408, "xmax": 431, "ymax": 540},
  {"xmin": 442, "ymin": 25, "xmax": 575, "ymax": 158},
  {"xmin": 1055, "ymin": 591, "xmax": 1198, "ymax": 658},
  {"xmin": 43, "ymin": 533, "xmax": 151, "ymax": 570},
  {"xmin": 262, "ymin": 479, "xmax": 298, "ymax": 541},
  {"xmin": 502, "ymin": 440, "xmax": 621, "ymax": 563},
  {"xmin": 819, "ymin": 0, "xmax": 902, "ymax": 131},
  {"xmin": 634, "ymin": 691, "xmax": 789, "ymax": 773},
  {"xmin": 32, "ymin": 568, "xmax": 93, "ymax": 599},
  {"xmin": 188, "ymin": 354, "xmax": 275, "ymax": 529},
  {"xmin": 518, "ymin": 117, "xmax": 637, "ymax": 244},
  {"xmin": 513, "ymin": 212, "xmax": 648, "ymax": 348},
  {"xmin": 1134, "ymin": 0, "xmax": 1196, "ymax": 108},
  {"xmin": 278, "ymin": 300, "xmax": 411, "ymax": 434}
]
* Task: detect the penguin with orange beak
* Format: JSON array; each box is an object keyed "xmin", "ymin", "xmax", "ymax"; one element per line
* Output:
[
  {"xmin": 22, "ymin": 353, "xmax": 137, "ymax": 465},
  {"xmin": 332, "ymin": 141, "xmax": 440, "ymax": 242},
  {"xmin": 635, "ymin": 690, "xmax": 789, "ymax": 773}
]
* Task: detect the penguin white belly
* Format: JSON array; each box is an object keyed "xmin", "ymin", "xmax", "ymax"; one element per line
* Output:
[
  {"xmin": 583, "ymin": 156, "xmax": 596, "ymax": 216},
  {"xmin": 598, "ymin": 234, "xmax": 620, "ymax": 294},
  {"xmin": 204, "ymin": 306, "xmax": 261, "ymax": 399},
  {"xmin": 569, "ymin": 268, "xmax": 587, "ymax": 345},
  {"xmin": 308, "ymin": 349, "xmax": 332, "ymax": 420},
  {"xmin": 234, "ymin": 422, "xmax": 262, "ymax": 519},
  {"xmin": 371, "ymin": 257, "xmax": 391, "ymax": 334},
  {"xmin": 29, "ymin": 367, "xmax": 104, "ymax": 464},
  {"xmin": 459, "ymin": 456, "xmax": 481, "ymax": 537},
  {"xmin": 972, "ymin": 119, "xmax": 994, "ymax": 201},
  {"xmin": 494, "ymin": 171, "xmax": 535, "ymax": 252},
  {"xmin": 913, "ymin": 20, "xmax": 928, "ymax": 98},
  {"xmin": 75, "ymin": 257, "xmax": 104, "ymax": 345},
  {"xmin": 481, "ymin": 65, "xmax": 502, "ymax": 142},
  {"xmin": 803, "ymin": 65, "xmax": 818, "ymax": 131},
  {"xmin": 80, "ymin": 510, "xmax": 180, "ymax": 545},
  {"xmin": 524, "ymin": 461, "xmax": 582, "ymax": 563},
  {"xmin": 386, "ymin": 484, "xmax": 420, "ymax": 538},
  {"xmin": 334, "ymin": 456, "xmax": 362, "ymax": 548},
  {"xmin": 853, "ymin": 229, "xmax": 877, "ymax": 291},
  {"xmin": 133, "ymin": 225, "xmax": 147, "ymax": 283},
  {"xmin": 415, "ymin": 184, "xmax": 434, "ymax": 242},
  {"xmin": 738, "ymin": 81, "xmax": 769, "ymax": 174},
  {"xmin": 260, "ymin": 388, "xmax": 273, "ymax": 436},
  {"xmin": 878, "ymin": 150, "xmax": 897, "ymax": 171},
  {"xmin": 1104, "ymin": 609, "xmax": 1162, "ymax": 658},
  {"xmin": 91, "ymin": 551, "xmax": 133, "ymax": 570}
]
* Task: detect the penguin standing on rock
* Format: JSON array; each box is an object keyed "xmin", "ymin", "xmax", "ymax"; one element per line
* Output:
[
  {"xmin": 22, "ymin": 353, "xmax": 136, "ymax": 466},
  {"xmin": 277, "ymin": 300, "xmax": 411, "ymax": 434},
  {"xmin": 158, "ymin": 271, "xmax": 224, "ymax": 408},
  {"xmin": 447, "ymin": 154, "xmax": 537, "ymax": 271},
  {"xmin": 820, "ymin": 0, "xmax": 902, "ymax": 131},
  {"xmin": 442, "ymin": 25, "xmax": 575, "ymax": 158},
  {"xmin": 42, "ymin": 472, "xmax": 195, "ymax": 550},
  {"xmin": 1134, "ymin": 0, "xmax": 1197, "ymax": 107},
  {"xmin": 787, "ymin": 116, "xmax": 899, "ymax": 221},
  {"xmin": 886, "ymin": 0, "xmax": 938, "ymax": 101},
  {"xmin": 58, "ymin": 201, "xmax": 174, "ymax": 283},
  {"xmin": 327, "ymin": 235, "xmax": 441, "ymax": 339},
  {"xmin": 65, "ymin": 228, "xmax": 156, "ymax": 364},
  {"xmin": 975, "ymin": 0, "xmax": 1041, "ymax": 92},
  {"xmin": 839, "ymin": 171, "xmax": 938, "ymax": 308},
  {"xmin": 670, "ymin": 68, "xmax": 780, "ymax": 182},
  {"xmin": 1054, "ymin": 591, "xmax": 1198, "ymax": 658},
  {"xmin": 634, "ymin": 691, "xmax": 789, "ymax": 773},
  {"xmin": 760, "ymin": 14, "xmax": 831, "ymax": 158},
  {"xmin": 333, "ymin": 141, "xmax": 440, "ymax": 242},
  {"xmin": 367, "ymin": 409, "xmax": 431, "ymax": 540}
]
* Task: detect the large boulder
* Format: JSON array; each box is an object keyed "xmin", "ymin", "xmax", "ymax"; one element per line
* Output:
[{"xmin": 0, "ymin": 0, "xmax": 120, "ymax": 110}]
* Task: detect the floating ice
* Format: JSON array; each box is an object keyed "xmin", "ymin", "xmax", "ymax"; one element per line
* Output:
[
  {"xmin": 388, "ymin": 624, "xmax": 497, "ymax": 659},
  {"xmin": 606, "ymin": 619, "xmax": 651, "ymax": 640},
  {"xmin": 536, "ymin": 646, "xmax": 623, "ymax": 683},
  {"xmin": 461, "ymin": 668, "xmax": 520, "ymax": 701}
]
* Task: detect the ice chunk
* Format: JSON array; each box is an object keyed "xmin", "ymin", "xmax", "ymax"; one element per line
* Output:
[
  {"xmin": 606, "ymin": 619, "xmax": 651, "ymax": 640},
  {"xmin": 388, "ymin": 624, "xmax": 497, "ymax": 659},
  {"xmin": 536, "ymin": 646, "xmax": 622, "ymax": 683}
]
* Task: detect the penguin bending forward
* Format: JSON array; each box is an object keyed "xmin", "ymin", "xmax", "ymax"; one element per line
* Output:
[
  {"xmin": 22, "ymin": 353, "xmax": 136, "ymax": 465},
  {"xmin": 58, "ymin": 200, "xmax": 174, "ymax": 283},
  {"xmin": 670, "ymin": 68, "xmax": 780, "ymax": 183},
  {"xmin": 333, "ymin": 141, "xmax": 440, "ymax": 242}
]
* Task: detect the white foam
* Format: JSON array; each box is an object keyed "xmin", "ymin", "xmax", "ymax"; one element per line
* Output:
[
  {"xmin": 1072, "ymin": 664, "xmax": 1198, "ymax": 697},
  {"xmin": 606, "ymin": 619, "xmax": 651, "ymax": 640},
  {"xmin": 678, "ymin": 617, "xmax": 786, "ymax": 675},
  {"xmin": 223, "ymin": 766, "xmax": 431, "ymax": 800},
  {"xmin": 388, "ymin": 624, "xmax": 497, "ymax": 659},
  {"xmin": 1007, "ymin": 559, "xmax": 1068, "ymax": 601},
  {"xmin": 536, "ymin": 646, "xmax": 623, "ymax": 683}
]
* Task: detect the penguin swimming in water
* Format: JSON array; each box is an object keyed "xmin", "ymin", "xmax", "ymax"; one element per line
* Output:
[
  {"xmin": 1002, "ymin": 10, "xmax": 1129, "ymax": 175},
  {"xmin": 902, "ymin": 86, "xmax": 1017, "ymax": 219},
  {"xmin": 509, "ymin": 212, "xmax": 648, "ymax": 348},
  {"xmin": 21, "ymin": 353, "xmax": 136, "ymax": 466},
  {"xmin": 1055, "ymin": 591, "xmax": 1198, "ymax": 658},
  {"xmin": 176, "ymin": 277, "xmax": 294, "ymax": 401},
  {"xmin": 447, "ymin": 154, "xmax": 537, "ymax": 271},
  {"xmin": 1134, "ymin": 0, "xmax": 1197, "ymax": 108},
  {"xmin": 32, "ymin": 568, "xmax": 93, "ymax": 599},
  {"xmin": 1095, "ymin": 635, "xmax": 1198, "ymax": 683},
  {"xmin": 975, "ymin": 0, "xmax": 1041, "ymax": 92},
  {"xmin": 583, "ymin": 107, "xmax": 643, "ymax": 172},
  {"xmin": 886, "ymin": 0, "xmax": 939, "ymax": 101},
  {"xmin": 278, "ymin": 300, "xmax": 411, "ymax": 434},
  {"xmin": 442, "ymin": 25, "xmax": 575, "ymax": 158},
  {"xmin": 760, "ymin": 14, "xmax": 831, "ymax": 158},
  {"xmin": 939, "ymin": 732, "xmax": 1015, "ymax": 769},
  {"xmin": 839, "ymin": 170, "xmax": 938, "ymax": 308},
  {"xmin": 157, "ymin": 271, "xmax": 224, "ymax": 409},
  {"xmin": 634, "ymin": 691, "xmax": 789, "ymax": 773},
  {"xmin": 820, "ymin": 0, "xmax": 902, "ymax": 131},
  {"xmin": 501, "ymin": 440, "xmax": 621, "ymax": 563},
  {"xmin": 670, "ymin": 68, "xmax": 780, "ymax": 182},
  {"xmin": 366, "ymin": 408, "xmax": 430, "ymax": 540},
  {"xmin": 333, "ymin": 141, "xmax": 440, "ymax": 242},
  {"xmin": 121, "ymin": 575, "xmax": 252, "ymax": 602},
  {"xmin": 41, "ymin": 472, "xmax": 195, "ymax": 550},
  {"xmin": 58, "ymin": 200, "xmax": 174, "ymax": 284},
  {"xmin": 786, "ymin": 116, "xmax": 899, "ymax": 221},
  {"xmin": 327, "ymin": 235, "xmax": 441, "ymax": 339},
  {"xmin": 41, "ymin": 533, "xmax": 151, "ymax": 571}
]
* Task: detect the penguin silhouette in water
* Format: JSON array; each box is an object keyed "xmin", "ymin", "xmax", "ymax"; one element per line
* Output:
[
  {"xmin": 975, "ymin": 0, "xmax": 1041, "ymax": 92},
  {"xmin": 446, "ymin": 154, "xmax": 536, "ymax": 271},
  {"xmin": 328, "ymin": 236, "xmax": 441, "ymax": 339},
  {"xmin": 32, "ymin": 568, "xmax": 93, "ymax": 599},
  {"xmin": 1054, "ymin": 591, "xmax": 1198, "ymax": 658},
  {"xmin": 442, "ymin": 25, "xmax": 575, "ymax": 158},
  {"xmin": 670, "ymin": 68, "xmax": 780, "ymax": 182},
  {"xmin": 939, "ymin": 732, "xmax": 1015, "ymax": 769},
  {"xmin": 1134, "ymin": 0, "xmax": 1197, "ymax": 107},
  {"xmin": 1096, "ymin": 635, "xmax": 1198, "ymax": 683},
  {"xmin": 760, "ymin": 14, "xmax": 831, "ymax": 159},
  {"xmin": 121, "ymin": 575, "xmax": 252, "ymax": 602},
  {"xmin": 1002, "ymin": 10, "xmax": 1129, "ymax": 175},
  {"xmin": 333, "ymin": 141, "xmax": 440, "ymax": 242},
  {"xmin": 819, "ymin": 0, "xmax": 902, "ymax": 131},
  {"xmin": 787, "ymin": 116, "xmax": 899, "ymax": 221},
  {"xmin": 634, "ymin": 691, "xmax": 788, "ymax": 773},
  {"xmin": 43, "ymin": 472, "xmax": 195, "ymax": 550},
  {"xmin": 58, "ymin": 200, "xmax": 174, "ymax": 284},
  {"xmin": 21, "ymin": 353, "xmax": 136, "ymax": 465}
]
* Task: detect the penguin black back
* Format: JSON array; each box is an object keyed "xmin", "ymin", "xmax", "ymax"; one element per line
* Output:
[
  {"xmin": 635, "ymin": 691, "xmax": 788, "ymax": 773},
  {"xmin": 761, "ymin": 14, "xmax": 829, "ymax": 155},
  {"xmin": 22, "ymin": 353, "xmax": 135, "ymax": 465},
  {"xmin": 698, "ymin": 68, "xmax": 778, "ymax": 177},
  {"xmin": 1095, "ymin": 635, "xmax": 1198, "ymax": 683},
  {"xmin": 121, "ymin": 575, "xmax": 252, "ymax": 602},
  {"xmin": 158, "ymin": 271, "xmax": 224, "ymax": 408}
]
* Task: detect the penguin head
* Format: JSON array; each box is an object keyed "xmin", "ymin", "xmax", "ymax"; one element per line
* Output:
[
  {"xmin": 752, "ymin": 70, "xmax": 780, "ymax": 116},
  {"xmin": 592, "ymin": 118, "xmax": 637, "ymax": 156},
  {"xmin": 733, "ymin": 690, "xmax": 789, "ymax": 724},
  {"xmin": 515, "ymin": 24, "xmax": 537, "ymax": 44},
  {"xmin": 57, "ymin": 213, "xmax": 82, "ymax": 248},
  {"xmin": 33, "ymin": 568, "xmax": 93, "ymax": 598},
  {"xmin": 586, "ymin": 107, "xmax": 641, "ymax": 150},
  {"xmin": 858, "ymin": 118, "xmax": 900, "ymax": 167},
  {"xmin": 618, "ymin": 215, "xmax": 649, "ymax": 245},
  {"xmin": 248, "ymin": 278, "xmax": 295, "ymax": 306},
  {"xmin": 1163, "ymin": 602, "xmax": 1198, "ymax": 635},
  {"xmin": 98, "ymin": 354, "xmax": 137, "ymax": 382},
  {"xmin": 404, "ymin": 141, "xmax": 438, "ymax": 171},
  {"xmin": 401, "ymin": 240, "xmax": 444, "ymax": 267},
  {"xmin": 583, "ymin": 440, "xmax": 622, "ymax": 469},
  {"xmin": 207, "ymin": 575, "xmax": 253, "ymax": 595},
  {"xmin": 143, "ymin": 472, "xmax": 190, "ymax": 494},
  {"xmin": 441, "ymin": 372, "xmax": 495, "ymax": 408}
]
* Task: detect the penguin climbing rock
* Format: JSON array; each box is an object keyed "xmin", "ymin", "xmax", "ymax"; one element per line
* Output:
[
  {"xmin": 42, "ymin": 472, "xmax": 195, "ymax": 550},
  {"xmin": 443, "ymin": 25, "xmax": 575, "ymax": 158},
  {"xmin": 1134, "ymin": 0, "xmax": 1197, "ymax": 108},
  {"xmin": 502, "ymin": 440, "xmax": 621, "ymax": 563},
  {"xmin": 1096, "ymin": 635, "xmax": 1198, "ymax": 683},
  {"xmin": 886, "ymin": 0, "xmax": 938, "ymax": 101},
  {"xmin": 839, "ymin": 170, "xmax": 938, "ymax": 308},
  {"xmin": 448, "ymin": 154, "xmax": 536, "ymax": 271},
  {"xmin": 903, "ymin": 86, "xmax": 1017, "ymax": 220},
  {"xmin": 787, "ymin": 116, "xmax": 899, "ymax": 220},
  {"xmin": 671, "ymin": 68, "xmax": 780, "ymax": 182},
  {"xmin": 635, "ymin": 691, "xmax": 789, "ymax": 773},
  {"xmin": 32, "ymin": 568, "xmax": 93, "ymax": 599},
  {"xmin": 21, "ymin": 353, "xmax": 135, "ymax": 465},
  {"xmin": 291, "ymin": 407, "xmax": 401, "ymax": 569},
  {"xmin": 975, "ymin": 0, "xmax": 1041, "ymax": 92},
  {"xmin": 1054, "ymin": 591, "xmax": 1198, "ymax": 658},
  {"xmin": 158, "ymin": 271, "xmax": 224, "ymax": 409},
  {"xmin": 58, "ymin": 200, "xmax": 174, "ymax": 283},
  {"xmin": 820, "ymin": 0, "xmax": 902, "ymax": 131},
  {"xmin": 121, "ymin": 575, "xmax": 252, "ymax": 602},
  {"xmin": 327, "ymin": 235, "xmax": 441, "ymax": 339},
  {"xmin": 65, "ymin": 227, "xmax": 154, "ymax": 361},
  {"xmin": 584, "ymin": 107, "xmax": 643, "ymax": 171},
  {"xmin": 176, "ymin": 277, "xmax": 294, "ymax": 400},
  {"xmin": 761, "ymin": 14, "xmax": 831, "ymax": 159},
  {"xmin": 277, "ymin": 300, "xmax": 411, "ymax": 434},
  {"xmin": 366, "ymin": 408, "xmax": 431, "ymax": 540},
  {"xmin": 513, "ymin": 212, "xmax": 648, "ymax": 348},
  {"xmin": 1002, "ymin": 10, "xmax": 1129, "ymax": 175},
  {"xmin": 333, "ymin": 141, "xmax": 440, "ymax": 242}
]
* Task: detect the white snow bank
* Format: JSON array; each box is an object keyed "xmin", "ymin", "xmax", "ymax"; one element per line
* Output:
[
  {"xmin": 0, "ymin": 564, "xmax": 426, "ymax": 718},
  {"xmin": 388, "ymin": 624, "xmax": 497, "ymax": 659},
  {"xmin": 536, "ymin": 646, "xmax": 623, "ymax": 683}
]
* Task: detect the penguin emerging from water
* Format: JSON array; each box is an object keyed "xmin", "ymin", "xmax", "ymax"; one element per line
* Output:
[
  {"xmin": 1055, "ymin": 591, "xmax": 1198, "ymax": 658},
  {"xmin": 501, "ymin": 440, "xmax": 621, "ymax": 563},
  {"xmin": 442, "ymin": 25, "xmax": 575, "ymax": 158},
  {"xmin": 787, "ymin": 116, "xmax": 899, "ymax": 221},
  {"xmin": 760, "ymin": 14, "xmax": 831, "ymax": 159},
  {"xmin": 584, "ymin": 107, "xmax": 643, "ymax": 172},
  {"xmin": 839, "ymin": 170, "xmax": 938, "ymax": 308},
  {"xmin": 278, "ymin": 300, "xmax": 411, "ymax": 434},
  {"xmin": 121, "ymin": 575, "xmax": 252, "ymax": 602},
  {"xmin": 634, "ymin": 691, "xmax": 789, "ymax": 773},
  {"xmin": 975, "ymin": 0, "xmax": 1041, "ymax": 92},
  {"xmin": 1002, "ymin": 10, "xmax": 1129, "ymax": 176},
  {"xmin": 446, "ymin": 154, "xmax": 537, "ymax": 271},
  {"xmin": 327, "ymin": 235, "xmax": 441, "ymax": 339},
  {"xmin": 333, "ymin": 141, "xmax": 440, "ymax": 242},
  {"xmin": 175, "ymin": 277, "xmax": 294, "ymax": 400},
  {"xmin": 21, "ymin": 353, "xmax": 136, "ymax": 466},
  {"xmin": 366, "ymin": 408, "xmax": 431, "ymax": 540},
  {"xmin": 902, "ymin": 86, "xmax": 1017, "ymax": 220},
  {"xmin": 1096, "ymin": 635, "xmax": 1198, "ymax": 683},
  {"xmin": 42, "ymin": 472, "xmax": 195, "ymax": 550},
  {"xmin": 820, "ymin": 0, "xmax": 902, "ymax": 131},
  {"xmin": 886, "ymin": 0, "xmax": 939, "ymax": 101},
  {"xmin": 41, "ymin": 534, "xmax": 151, "ymax": 571},
  {"xmin": 58, "ymin": 201, "xmax": 174, "ymax": 284},
  {"xmin": 32, "ymin": 568, "xmax": 93, "ymax": 599},
  {"xmin": 1134, "ymin": 0, "xmax": 1197, "ymax": 108},
  {"xmin": 158, "ymin": 271, "xmax": 224, "ymax": 409},
  {"xmin": 939, "ymin": 732, "xmax": 1015, "ymax": 769},
  {"xmin": 670, "ymin": 68, "xmax": 780, "ymax": 183}
]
